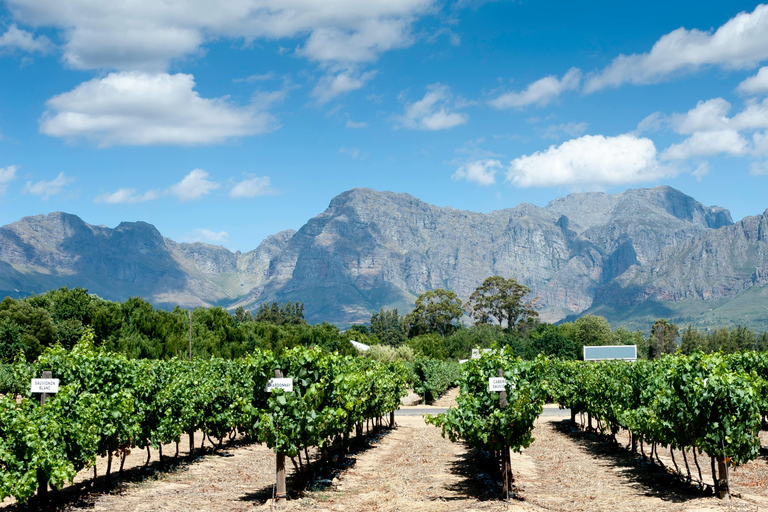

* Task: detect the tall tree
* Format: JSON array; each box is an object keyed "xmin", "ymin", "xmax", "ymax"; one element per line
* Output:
[
  {"xmin": 369, "ymin": 307, "xmax": 406, "ymax": 346},
  {"xmin": 405, "ymin": 289, "xmax": 463, "ymax": 337},
  {"xmin": 648, "ymin": 319, "xmax": 679, "ymax": 359},
  {"xmin": 466, "ymin": 276, "xmax": 538, "ymax": 331}
]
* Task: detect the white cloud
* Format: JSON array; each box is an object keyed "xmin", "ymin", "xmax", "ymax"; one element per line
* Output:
[
  {"xmin": 586, "ymin": 4, "xmax": 768, "ymax": 92},
  {"xmin": 345, "ymin": 119, "xmax": 368, "ymax": 129},
  {"xmin": 661, "ymin": 97, "xmax": 768, "ymax": 160},
  {"xmin": 750, "ymin": 158, "xmax": 768, "ymax": 175},
  {"xmin": 188, "ymin": 229, "xmax": 229, "ymax": 244},
  {"xmin": 312, "ymin": 70, "xmax": 377, "ymax": 104},
  {"xmin": 170, "ymin": 169, "xmax": 220, "ymax": 202},
  {"xmin": 229, "ymin": 175, "xmax": 276, "ymax": 198},
  {"xmin": 22, "ymin": 172, "xmax": 74, "ymax": 199},
  {"xmin": 94, "ymin": 187, "xmax": 161, "ymax": 204},
  {"xmin": 299, "ymin": 18, "xmax": 415, "ymax": 63},
  {"xmin": 489, "ymin": 68, "xmax": 581, "ymax": 109},
  {"xmin": 671, "ymin": 98, "xmax": 732, "ymax": 134},
  {"xmin": 234, "ymin": 72, "xmax": 276, "ymax": 83},
  {"xmin": 395, "ymin": 83, "xmax": 468, "ymax": 131},
  {"xmin": 738, "ymin": 66, "xmax": 768, "ymax": 95},
  {"xmin": 40, "ymin": 72, "xmax": 278, "ymax": 146},
  {"xmin": 452, "ymin": 159, "xmax": 501, "ymax": 186},
  {"xmin": 5, "ymin": 0, "xmax": 434, "ymax": 70},
  {"xmin": 634, "ymin": 111, "xmax": 666, "ymax": 134},
  {"xmin": 507, "ymin": 134, "xmax": 668, "ymax": 188},
  {"xmin": 0, "ymin": 24, "xmax": 53, "ymax": 54},
  {"xmin": 339, "ymin": 146, "xmax": 361, "ymax": 158},
  {"xmin": 661, "ymin": 130, "xmax": 749, "ymax": 160},
  {"xmin": 753, "ymin": 131, "xmax": 768, "ymax": 155},
  {"xmin": 541, "ymin": 121, "xmax": 587, "ymax": 140},
  {"xmin": 0, "ymin": 165, "xmax": 19, "ymax": 195}
]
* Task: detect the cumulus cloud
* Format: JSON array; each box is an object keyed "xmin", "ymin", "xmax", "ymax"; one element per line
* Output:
[
  {"xmin": 395, "ymin": 84, "xmax": 469, "ymax": 131},
  {"xmin": 188, "ymin": 229, "xmax": 229, "ymax": 244},
  {"xmin": 490, "ymin": 68, "xmax": 581, "ymax": 109},
  {"xmin": 738, "ymin": 67, "xmax": 768, "ymax": 95},
  {"xmin": 661, "ymin": 97, "xmax": 768, "ymax": 160},
  {"xmin": 585, "ymin": 4, "xmax": 768, "ymax": 92},
  {"xmin": 507, "ymin": 134, "xmax": 668, "ymax": 188},
  {"xmin": 452, "ymin": 159, "xmax": 501, "ymax": 186},
  {"xmin": 0, "ymin": 24, "xmax": 53, "ymax": 54},
  {"xmin": 5, "ymin": 0, "xmax": 434, "ymax": 70},
  {"xmin": 299, "ymin": 18, "xmax": 416, "ymax": 63},
  {"xmin": 311, "ymin": 70, "xmax": 377, "ymax": 104},
  {"xmin": 40, "ymin": 72, "xmax": 278, "ymax": 146},
  {"xmin": 170, "ymin": 169, "xmax": 220, "ymax": 202},
  {"xmin": 0, "ymin": 165, "xmax": 19, "ymax": 195},
  {"xmin": 670, "ymin": 98, "xmax": 732, "ymax": 134},
  {"xmin": 229, "ymin": 175, "xmax": 277, "ymax": 198},
  {"xmin": 94, "ymin": 188, "xmax": 162, "ymax": 204},
  {"xmin": 661, "ymin": 130, "xmax": 749, "ymax": 160},
  {"xmin": 22, "ymin": 172, "xmax": 74, "ymax": 199}
]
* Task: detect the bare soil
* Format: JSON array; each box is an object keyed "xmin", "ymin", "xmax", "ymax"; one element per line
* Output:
[{"xmin": 5, "ymin": 389, "xmax": 768, "ymax": 512}]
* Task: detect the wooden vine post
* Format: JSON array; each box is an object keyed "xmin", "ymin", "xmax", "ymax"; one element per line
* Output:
[
  {"xmin": 498, "ymin": 368, "xmax": 512, "ymax": 500},
  {"xmin": 274, "ymin": 369, "xmax": 287, "ymax": 507},
  {"xmin": 35, "ymin": 371, "xmax": 55, "ymax": 500},
  {"xmin": 716, "ymin": 456, "xmax": 729, "ymax": 499}
]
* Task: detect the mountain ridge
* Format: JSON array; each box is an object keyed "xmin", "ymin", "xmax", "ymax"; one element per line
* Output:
[{"xmin": 2, "ymin": 185, "xmax": 766, "ymax": 330}]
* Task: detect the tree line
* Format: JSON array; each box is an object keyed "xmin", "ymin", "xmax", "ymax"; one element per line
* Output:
[{"xmin": 2, "ymin": 276, "xmax": 768, "ymax": 364}]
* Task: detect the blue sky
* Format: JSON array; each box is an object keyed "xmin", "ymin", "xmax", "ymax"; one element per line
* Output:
[{"xmin": 1, "ymin": 0, "xmax": 768, "ymax": 251}]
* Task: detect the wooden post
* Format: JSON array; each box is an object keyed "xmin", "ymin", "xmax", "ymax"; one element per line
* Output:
[
  {"xmin": 716, "ymin": 456, "xmax": 729, "ymax": 499},
  {"xmin": 37, "ymin": 370, "xmax": 52, "ymax": 500},
  {"xmin": 498, "ymin": 369, "xmax": 511, "ymax": 500},
  {"xmin": 274, "ymin": 369, "xmax": 287, "ymax": 507}
]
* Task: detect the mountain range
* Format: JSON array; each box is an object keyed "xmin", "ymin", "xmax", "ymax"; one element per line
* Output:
[{"xmin": 1, "ymin": 185, "xmax": 766, "ymax": 331}]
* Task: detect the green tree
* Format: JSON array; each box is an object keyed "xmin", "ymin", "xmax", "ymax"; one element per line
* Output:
[
  {"xmin": 680, "ymin": 325, "xmax": 706, "ymax": 355},
  {"xmin": 573, "ymin": 315, "xmax": 612, "ymax": 350},
  {"xmin": 233, "ymin": 306, "xmax": 253, "ymax": 324},
  {"xmin": 466, "ymin": 276, "xmax": 538, "ymax": 331},
  {"xmin": 408, "ymin": 334, "xmax": 449, "ymax": 359},
  {"xmin": 0, "ymin": 318, "xmax": 24, "ymax": 363},
  {"xmin": 254, "ymin": 301, "xmax": 306, "ymax": 326},
  {"xmin": 405, "ymin": 289, "xmax": 463, "ymax": 337},
  {"xmin": 369, "ymin": 307, "xmax": 406, "ymax": 346},
  {"xmin": 529, "ymin": 324, "xmax": 578, "ymax": 360},
  {"xmin": 648, "ymin": 318, "xmax": 679, "ymax": 359}
]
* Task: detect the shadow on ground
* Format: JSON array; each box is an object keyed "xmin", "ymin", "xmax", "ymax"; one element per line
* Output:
[
  {"xmin": 238, "ymin": 425, "xmax": 397, "ymax": 505},
  {"xmin": 442, "ymin": 446, "xmax": 519, "ymax": 502},
  {"xmin": 7, "ymin": 438, "xmax": 253, "ymax": 512},
  {"xmin": 552, "ymin": 419, "xmax": 714, "ymax": 504}
]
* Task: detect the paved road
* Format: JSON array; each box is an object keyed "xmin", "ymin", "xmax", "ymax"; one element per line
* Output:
[{"xmin": 396, "ymin": 407, "xmax": 571, "ymax": 416}]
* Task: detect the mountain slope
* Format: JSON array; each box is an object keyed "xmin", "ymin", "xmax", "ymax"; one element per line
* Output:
[{"xmin": 1, "ymin": 186, "xmax": 763, "ymax": 329}]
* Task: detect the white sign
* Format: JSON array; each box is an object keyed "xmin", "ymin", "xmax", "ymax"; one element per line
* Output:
[
  {"xmin": 488, "ymin": 377, "xmax": 506, "ymax": 392},
  {"xmin": 266, "ymin": 378, "xmax": 293, "ymax": 392},
  {"xmin": 488, "ymin": 377, "xmax": 516, "ymax": 392},
  {"xmin": 31, "ymin": 379, "xmax": 59, "ymax": 393}
]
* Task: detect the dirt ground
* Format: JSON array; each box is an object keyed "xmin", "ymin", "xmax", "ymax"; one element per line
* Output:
[{"xmin": 4, "ymin": 389, "xmax": 768, "ymax": 512}]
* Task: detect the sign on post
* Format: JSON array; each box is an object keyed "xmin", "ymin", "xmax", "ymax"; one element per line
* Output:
[
  {"xmin": 489, "ymin": 377, "xmax": 515, "ymax": 392},
  {"xmin": 31, "ymin": 378, "xmax": 59, "ymax": 394},
  {"xmin": 266, "ymin": 377, "xmax": 293, "ymax": 392}
]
